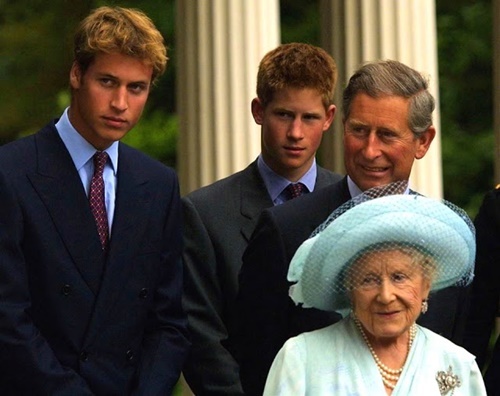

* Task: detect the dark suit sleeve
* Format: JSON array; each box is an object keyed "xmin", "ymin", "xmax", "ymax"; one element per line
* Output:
[
  {"xmin": 133, "ymin": 173, "xmax": 190, "ymax": 395},
  {"xmin": 181, "ymin": 197, "xmax": 244, "ymax": 395},
  {"xmin": 463, "ymin": 189, "xmax": 500, "ymax": 368},
  {"xmin": 233, "ymin": 209, "xmax": 292, "ymax": 396},
  {"xmin": 0, "ymin": 171, "xmax": 94, "ymax": 395}
]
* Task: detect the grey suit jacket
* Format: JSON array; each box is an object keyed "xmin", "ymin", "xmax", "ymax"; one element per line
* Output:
[{"xmin": 181, "ymin": 159, "xmax": 342, "ymax": 395}]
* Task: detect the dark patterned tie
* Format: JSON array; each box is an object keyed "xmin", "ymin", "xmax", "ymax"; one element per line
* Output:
[
  {"xmin": 284, "ymin": 182, "xmax": 306, "ymax": 201},
  {"xmin": 89, "ymin": 151, "xmax": 109, "ymax": 251}
]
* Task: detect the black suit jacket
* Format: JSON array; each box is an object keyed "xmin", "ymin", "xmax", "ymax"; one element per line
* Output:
[
  {"xmin": 463, "ymin": 188, "xmax": 500, "ymax": 394},
  {"xmin": 0, "ymin": 122, "xmax": 190, "ymax": 395},
  {"xmin": 234, "ymin": 177, "xmax": 470, "ymax": 395},
  {"xmin": 181, "ymin": 160, "xmax": 342, "ymax": 395}
]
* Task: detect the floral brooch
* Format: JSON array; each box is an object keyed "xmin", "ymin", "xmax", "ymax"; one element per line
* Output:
[{"xmin": 436, "ymin": 366, "xmax": 461, "ymax": 395}]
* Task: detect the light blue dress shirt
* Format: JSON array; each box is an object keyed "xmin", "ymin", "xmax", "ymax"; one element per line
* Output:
[
  {"xmin": 257, "ymin": 155, "xmax": 317, "ymax": 205},
  {"xmin": 55, "ymin": 107, "xmax": 119, "ymax": 234}
]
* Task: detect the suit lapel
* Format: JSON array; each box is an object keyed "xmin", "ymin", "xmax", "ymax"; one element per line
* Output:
[
  {"xmin": 28, "ymin": 125, "xmax": 105, "ymax": 295},
  {"xmin": 240, "ymin": 161, "xmax": 273, "ymax": 241}
]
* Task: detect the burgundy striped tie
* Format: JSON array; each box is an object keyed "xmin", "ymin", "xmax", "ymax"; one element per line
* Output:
[{"xmin": 89, "ymin": 151, "xmax": 109, "ymax": 251}]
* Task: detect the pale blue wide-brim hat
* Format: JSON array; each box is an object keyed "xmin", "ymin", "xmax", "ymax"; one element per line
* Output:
[{"xmin": 288, "ymin": 193, "xmax": 476, "ymax": 312}]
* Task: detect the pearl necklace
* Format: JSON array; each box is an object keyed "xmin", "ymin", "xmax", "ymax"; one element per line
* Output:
[{"xmin": 353, "ymin": 315, "xmax": 417, "ymax": 390}]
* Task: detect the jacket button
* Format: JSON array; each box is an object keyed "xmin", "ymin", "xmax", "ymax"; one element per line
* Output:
[
  {"xmin": 139, "ymin": 288, "xmax": 148, "ymax": 299},
  {"xmin": 79, "ymin": 351, "xmax": 88, "ymax": 362},
  {"xmin": 126, "ymin": 350, "xmax": 134, "ymax": 361},
  {"xmin": 61, "ymin": 284, "xmax": 72, "ymax": 296}
]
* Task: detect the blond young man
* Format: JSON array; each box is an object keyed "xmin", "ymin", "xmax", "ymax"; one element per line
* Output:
[{"xmin": 0, "ymin": 7, "xmax": 189, "ymax": 394}]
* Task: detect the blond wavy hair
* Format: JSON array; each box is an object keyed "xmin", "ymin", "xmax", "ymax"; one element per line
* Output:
[{"xmin": 73, "ymin": 6, "xmax": 167, "ymax": 85}]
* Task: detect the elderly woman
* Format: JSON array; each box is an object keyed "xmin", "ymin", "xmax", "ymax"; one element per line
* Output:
[{"xmin": 263, "ymin": 192, "xmax": 486, "ymax": 395}]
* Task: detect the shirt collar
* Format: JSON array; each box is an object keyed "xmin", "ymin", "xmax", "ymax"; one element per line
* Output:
[
  {"xmin": 257, "ymin": 154, "xmax": 317, "ymax": 202},
  {"xmin": 55, "ymin": 107, "xmax": 119, "ymax": 174},
  {"xmin": 347, "ymin": 175, "xmax": 410, "ymax": 197}
]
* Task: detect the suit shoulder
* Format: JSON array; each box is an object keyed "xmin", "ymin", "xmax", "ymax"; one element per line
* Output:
[
  {"xmin": 0, "ymin": 131, "xmax": 41, "ymax": 172},
  {"xmin": 119, "ymin": 143, "xmax": 177, "ymax": 177},
  {"xmin": 317, "ymin": 166, "xmax": 343, "ymax": 184},
  {"xmin": 492, "ymin": 184, "xmax": 500, "ymax": 196},
  {"xmin": 479, "ymin": 185, "xmax": 500, "ymax": 206},
  {"xmin": 183, "ymin": 164, "xmax": 256, "ymax": 202},
  {"xmin": 0, "ymin": 129, "xmax": 40, "ymax": 155}
]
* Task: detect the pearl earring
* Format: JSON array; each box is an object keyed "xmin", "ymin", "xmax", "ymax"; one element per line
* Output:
[{"xmin": 421, "ymin": 299, "xmax": 428, "ymax": 314}]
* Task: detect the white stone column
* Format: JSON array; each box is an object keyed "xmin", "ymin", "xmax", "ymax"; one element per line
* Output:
[
  {"xmin": 319, "ymin": 0, "xmax": 443, "ymax": 198},
  {"xmin": 176, "ymin": 0, "xmax": 280, "ymax": 195}
]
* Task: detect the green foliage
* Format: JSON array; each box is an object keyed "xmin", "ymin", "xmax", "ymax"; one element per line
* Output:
[
  {"xmin": 438, "ymin": 2, "xmax": 492, "ymax": 131},
  {"xmin": 437, "ymin": 1, "xmax": 493, "ymax": 217},
  {"xmin": 0, "ymin": 0, "xmax": 90, "ymax": 143},
  {"xmin": 121, "ymin": 111, "xmax": 178, "ymax": 168},
  {"xmin": 280, "ymin": 0, "xmax": 320, "ymax": 45},
  {"xmin": 441, "ymin": 124, "xmax": 494, "ymax": 216}
]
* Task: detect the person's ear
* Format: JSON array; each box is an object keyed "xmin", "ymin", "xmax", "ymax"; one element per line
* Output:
[
  {"xmin": 322, "ymin": 105, "xmax": 336, "ymax": 131},
  {"xmin": 70, "ymin": 62, "xmax": 82, "ymax": 89},
  {"xmin": 422, "ymin": 278, "xmax": 431, "ymax": 299},
  {"xmin": 251, "ymin": 98, "xmax": 264, "ymax": 125},
  {"xmin": 415, "ymin": 126, "xmax": 436, "ymax": 160}
]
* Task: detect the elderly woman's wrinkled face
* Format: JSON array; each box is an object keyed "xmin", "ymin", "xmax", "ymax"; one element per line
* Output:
[{"xmin": 349, "ymin": 248, "xmax": 431, "ymax": 343}]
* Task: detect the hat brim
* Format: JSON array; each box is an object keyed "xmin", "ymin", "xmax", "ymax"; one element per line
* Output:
[{"xmin": 288, "ymin": 195, "xmax": 475, "ymax": 312}]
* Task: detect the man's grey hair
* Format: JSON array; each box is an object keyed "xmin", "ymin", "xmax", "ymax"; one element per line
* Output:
[{"xmin": 342, "ymin": 60, "xmax": 435, "ymax": 137}]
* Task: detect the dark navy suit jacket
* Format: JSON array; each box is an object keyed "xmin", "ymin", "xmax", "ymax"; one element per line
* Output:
[
  {"xmin": 463, "ymin": 188, "xmax": 500, "ymax": 395},
  {"xmin": 234, "ymin": 177, "xmax": 470, "ymax": 395},
  {"xmin": 0, "ymin": 122, "xmax": 190, "ymax": 395}
]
